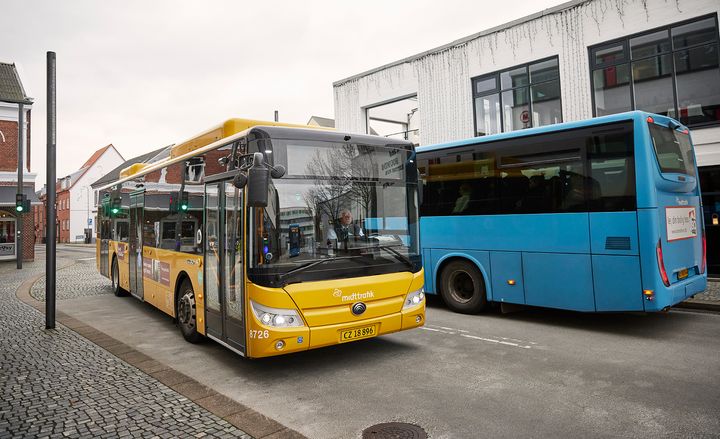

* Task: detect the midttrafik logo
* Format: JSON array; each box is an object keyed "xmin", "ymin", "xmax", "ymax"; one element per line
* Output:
[{"xmin": 333, "ymin": 288, "xmax": 375, "ymax": 302}]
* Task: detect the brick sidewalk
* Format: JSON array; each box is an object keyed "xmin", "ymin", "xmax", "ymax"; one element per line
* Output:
[{"xmin": 0, "ymin": 258, "xmax": 251, "ymax": 439}]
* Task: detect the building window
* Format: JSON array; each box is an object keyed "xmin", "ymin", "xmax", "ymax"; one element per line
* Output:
[
  {"xmin": 471, "ymin": 57, "xmax": 562, "ymax": 136},
  {"xmin": 590, "ymin": 14, "xmax": 720, "ymax": 127}
]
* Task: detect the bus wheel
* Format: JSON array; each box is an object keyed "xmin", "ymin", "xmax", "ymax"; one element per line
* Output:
[
  {"xmin": 177, "ymin": 280, "xmax": 203, "ymax": 343},
  {"xmin": 111, "ymin": 257, "xmax": 125, "ymax": 297},
  {"xmin": 440, "ymin": 260, "xmax": 487, "ymax": 314}
]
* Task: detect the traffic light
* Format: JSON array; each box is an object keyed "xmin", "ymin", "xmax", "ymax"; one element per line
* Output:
[
  {"xmin": 15, "ymin": 194, "xmax": 29, "ymax": 213},
  {"xmin": 179, "ymin": 191, "xmax": 189, "ymax": 212},
  {"xmin": 110, "ymin": 196, "xmax": 121, "ymax": 216},
  {"xmin": 170, "ymin": 191, "xmax": 189, "ymax": 213}
]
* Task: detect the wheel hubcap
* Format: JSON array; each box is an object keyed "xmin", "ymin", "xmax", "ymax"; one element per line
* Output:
[
  {"xmin": 449, "ymin": 270, "xmax": 474, "ymax": 304},
  {"xmin": 179, "ymin": 291, "xmax": 196, "ymax": 329}
]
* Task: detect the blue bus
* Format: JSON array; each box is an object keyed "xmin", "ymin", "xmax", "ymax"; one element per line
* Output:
[{"xmin": 417, "ymin": 111, "xmax": 707, "ymax": 313}]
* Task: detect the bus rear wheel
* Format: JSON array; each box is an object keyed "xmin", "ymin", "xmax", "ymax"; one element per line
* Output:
[
  {"xmin": 177, "ymin": 280, "xmax": 203, "ymax": 344},
  {"xmin": 111, "ymin": 257, "xmax": 126, "ymax": 297},
  {"xmin": 440, "ymin": 260, "xmax": 487, "ymax": 314}
]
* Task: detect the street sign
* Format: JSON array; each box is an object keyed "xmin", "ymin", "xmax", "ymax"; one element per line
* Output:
[{"xmin": 88, "ymin": 218, "xmax": 93, "ymax": 225}]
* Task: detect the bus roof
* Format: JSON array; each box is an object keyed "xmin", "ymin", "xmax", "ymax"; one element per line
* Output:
[
  {"xmin": 99, "ymin": 123, "xmax": 413, "ymax": 192},
  {"xmin": 416, "ymin": 111, "xmax": 686, "ymax": 154}
]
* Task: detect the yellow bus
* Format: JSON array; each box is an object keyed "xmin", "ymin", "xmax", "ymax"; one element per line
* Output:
[{"xmin": 96, "ymin": 118, "xmax": 425, "ymax": 358}]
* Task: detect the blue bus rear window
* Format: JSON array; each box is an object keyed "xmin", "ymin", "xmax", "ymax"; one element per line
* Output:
[{"xmin": 648, "ymin": 123, "xmax": 695, "ymax": 177}]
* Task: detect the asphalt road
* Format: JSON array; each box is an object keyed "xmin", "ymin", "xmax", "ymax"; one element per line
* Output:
[{"xmin": 52, "ymin": 246, "xmax": 720, "ymax": 439}]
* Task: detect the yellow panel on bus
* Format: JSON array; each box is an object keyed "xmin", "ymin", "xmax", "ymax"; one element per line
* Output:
[{"xmin": 170, "ymin": 118, "xmax": 328, "ymax": 159}]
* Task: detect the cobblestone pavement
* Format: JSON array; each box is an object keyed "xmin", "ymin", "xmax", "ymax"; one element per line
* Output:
[
  {"xmin": 0, "ymin": 257, "xmax": 251, "ymax": 439},
  {"xmin": 30, "ymin": 259, "xmax": 113, "ymax": 301},
  {"xmin": 687, "ymin": 279, "xmax": 719, "ymax": 303}
]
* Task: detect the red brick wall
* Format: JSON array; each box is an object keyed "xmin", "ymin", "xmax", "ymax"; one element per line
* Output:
[
  {"xmin": 57, "ymin": 191, "xmax": 69, "ymax": 243},
  {"xmin": 0, "ymin": 113, "xmax": 31, "ymax": 173},
  {"xmin": 0, "ymin": 120, "xmax": 19, "ymax": 172}
]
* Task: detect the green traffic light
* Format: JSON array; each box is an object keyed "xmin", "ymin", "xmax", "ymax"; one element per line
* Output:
[
  {"xmin": 16, "ymin": 205, "xmax": 23, "ymax": 212},
  {"xmin": 111, "ymin": 208, "xmax": 119, "ymax": 214},
  {"xmin": 180, "ymin": 204, "xmax": 188, "ymax": 211}
]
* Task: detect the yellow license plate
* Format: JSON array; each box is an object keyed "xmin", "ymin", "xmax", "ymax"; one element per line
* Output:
[
  {"xmin": 678, "ymin": 268, "xmax": 689, "ymax": 280},
  {"xmin": 339, "ymin": 325, "xmax": 377, "ymax": 343}
]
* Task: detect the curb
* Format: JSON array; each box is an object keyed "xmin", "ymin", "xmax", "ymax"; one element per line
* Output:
[
  {"xmin": 16, "ymin": 266, "xmax": 307, "ymax": 439},
  {"xmin": 674, "ymin": 300, "xmax": 720, "ymax": 313}
]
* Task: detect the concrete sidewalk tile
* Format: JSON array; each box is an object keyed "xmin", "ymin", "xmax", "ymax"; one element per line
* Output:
[
  {"xmin": 133, "ymin": 359, "xmax": 169, "ymax": 374},
  {"xmin": 195, "ymin": 394, "xmax": 247, "ymax": 418},
  {"xmin": 168, "ymin": 381, "xmax": 215, "ymax": 401},
  {"xmin": 149, "ymin": 369, "xmax": 192, "ymax": 387},
  {"xmin": 225, "ymin": 410, "xmax": 285, "ymax": 438},
  {"xmin": 261, "ymin": 428, "xmax": 307, "ymax": 439}
]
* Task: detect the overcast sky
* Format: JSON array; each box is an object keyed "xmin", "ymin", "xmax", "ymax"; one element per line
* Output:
[{"xmin": 3, "ymin": 0, "xmax": 563, "ymax": 187}]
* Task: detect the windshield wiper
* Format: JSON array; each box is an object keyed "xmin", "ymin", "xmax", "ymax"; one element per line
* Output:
[
  {"xmin": 373, "ymin": 246, "xmax": 415, "ymax": 269},
  {"xmin": 275, "ymin": 256, "xmax": 356, "ymax": 281}
]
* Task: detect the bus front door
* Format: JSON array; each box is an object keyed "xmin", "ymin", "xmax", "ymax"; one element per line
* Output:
[
  {"xmin": 204, "ymin": 178, "xmax": 246, "ymax": 355},
  {"xmin": 128, "ymin": 191, "xmax": 145, "ymax": 300}
]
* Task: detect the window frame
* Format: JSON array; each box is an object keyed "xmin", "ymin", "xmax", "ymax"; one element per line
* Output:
[
  {"xmin": 471, "ymin": 55, "xmax": 563, "ymax": 137},
  {"xmin": 588, "ymin": 13, "xmax": 720, "ymax": 128},
  {"xmin": 418, "ymin": 120, "xmax": 636, "ymax": 216}
]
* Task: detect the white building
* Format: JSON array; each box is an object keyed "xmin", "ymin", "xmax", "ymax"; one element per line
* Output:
[
  {"xmin": 55, "ymin": 145, "xmax": 124, "ymax": 243},
  {"xmin": 333, "ymin": 0, "xmax": 720, "ymax": 275}
]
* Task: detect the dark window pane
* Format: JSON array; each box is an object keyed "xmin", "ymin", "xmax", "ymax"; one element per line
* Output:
[
  {"xmin": 475, "ymin": 93, "xmax": 501, "ymax": 136},
  {"xmin": 593, "ymin": 43, "xmax": 626, "ymax": 65},
  {"xmin": 674, "ymin": 44, "xmax": 720, "ymax": 125},
  {"xmin": 498, "ymin": 149, "xmax": 585, "ymax": 214},
  {"xmin": 672, "ymin": 17, "xmax": 718, "ymax": 49},
  {"xmin": 474, "ymin": 76, "xmax": 497, "ymax": 94},
  {"xmin": 648, "ymin": 123, "xmax": 696, "ymax": 176},
  {"xmin": 630, "ymin": 30, "xmax": 671, "ymax": 59},
  {"xmin": 593, "ymin": 64, "xmax": 632, "ymax": 116},
  {"xmin": 632, "ymin": 54, "xmax": 675, "ymax": 117},
  {"xmin": 531, "ymin": 80, "xmax": 562, "ymax": 127},
  {"xmin": 587, "ymin": 122, "xmax": 636, "ymax": 212},
  {"xmin": 529, "ymin": 58, "xmax": 559, "ymax": 82},
  {"xmin": 501, "ymin": 67, "xmax": 528, "ymax": 89},
  {"xmin": 502, "ymin": 88, "xmax": 530, "ymax": 132}
]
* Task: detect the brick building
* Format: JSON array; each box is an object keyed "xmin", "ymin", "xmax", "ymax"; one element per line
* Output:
[{"xmin": 0, "ymin": 62, "xmax": 37, "ymax": 262}]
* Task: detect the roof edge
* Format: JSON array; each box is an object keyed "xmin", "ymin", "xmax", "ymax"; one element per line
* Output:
[{"xmin": 333, "ymin": 0, "xmax": 589, "ymax": 87}]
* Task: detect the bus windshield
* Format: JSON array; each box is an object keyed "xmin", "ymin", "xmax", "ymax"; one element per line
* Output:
[
  {"xmin": 247, "ymin": 141, "xmax": 421, "ymax": 287},
  {"xmin": 648, "ymin": 123, "xmax": 696, "ymax": 177}
]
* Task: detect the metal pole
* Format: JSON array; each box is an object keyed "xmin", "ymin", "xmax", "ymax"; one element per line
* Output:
[
  {"xmin": 46, "ymin": 51, "xmax": 56, "ymax": 329},
  {"xmin": 16, "ymin": 103, "xmax": 24, "ymax": 269},
  {"xmin": 274, "ymin": 110, "xmax": 279, "ymax": 122}
]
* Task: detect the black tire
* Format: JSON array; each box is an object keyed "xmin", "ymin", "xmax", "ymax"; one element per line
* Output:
[
  {"xmin": 439, "ymin": 260, "xmax": 487, "ymax": 314},
  {"xmin": 111, "ymin": 257, "xmax": 126, "ymax": 297},
  {"xmin": 177, "ymin": 279, "xmax": 203, "ymax": 343}
]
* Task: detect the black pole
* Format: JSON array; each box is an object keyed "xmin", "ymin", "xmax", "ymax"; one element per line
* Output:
[
  {"xmin": 46, "ymin": 51, "xmax": 56, "ymax": 330},
  {"xmin": 16, "ymin": 103, "xmax": 24, "ymax": 269}
]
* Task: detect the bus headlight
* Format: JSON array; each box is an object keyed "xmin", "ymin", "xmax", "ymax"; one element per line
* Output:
[
  {"xmin": 403, "ymin": 288, "xmax": 425, "ymax": 309},
  {"xmin": 250, "ymin": 301, "xmax": 304, "ymax": 328}
]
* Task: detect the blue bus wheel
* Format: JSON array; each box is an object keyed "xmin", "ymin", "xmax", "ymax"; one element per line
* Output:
[{"xmin": 440, "ymin": 260, "xmax": 487, "ymax": 314}]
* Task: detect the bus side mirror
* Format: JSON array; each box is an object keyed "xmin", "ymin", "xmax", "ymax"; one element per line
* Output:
[{"xmin": 247, "ymin": 152, "xmax": 269, "ymax": 207}]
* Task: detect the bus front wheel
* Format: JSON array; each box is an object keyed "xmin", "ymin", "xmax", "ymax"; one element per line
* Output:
[
  {"xmin": 177, "ymin": 280, "xmax": 203, "ymax": 344},
  {"xmin": 440, "ymin": 260, "xmax": 487, "ymax": 314}
]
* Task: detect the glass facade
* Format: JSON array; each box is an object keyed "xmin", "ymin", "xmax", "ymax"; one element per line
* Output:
[
  {"xmin": 590, "ymin": 15, "xmax": 720, "ymax": 127},
  {"xmin": 472, "ymin": 57, "xmax": 562, "ymax": 136}
]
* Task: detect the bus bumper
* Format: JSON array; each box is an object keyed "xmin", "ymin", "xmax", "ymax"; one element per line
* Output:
[{"xmin": 248, "ymin": 304, "xmax": 425, "ymax": 358}]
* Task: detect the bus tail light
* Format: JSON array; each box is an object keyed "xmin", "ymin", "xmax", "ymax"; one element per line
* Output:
[
  {"xmin": 701, "ymin": 229, "xmax": 706, "ymax": 274},
  {"xmin": 656, "ymin": 240, "xmax": 670, "ymax": 287}
]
